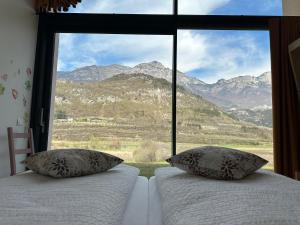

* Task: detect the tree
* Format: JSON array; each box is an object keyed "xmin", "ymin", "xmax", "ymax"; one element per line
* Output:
[{"xmin": 55, "ymin": 110, "xmax": 68, "ymax": 119}]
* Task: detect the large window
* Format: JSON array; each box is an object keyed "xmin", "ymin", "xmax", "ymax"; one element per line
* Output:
[
  {"xmin": 51, "ymin": 34, "xmax": 173, "ymax": 176},
  {"xmin": 177, "ymin": 30, "xmax": 273, "ymax": 169},
  {"xmin": 32, "ymin": 1, "xmax": 282, "ymax": 177}
]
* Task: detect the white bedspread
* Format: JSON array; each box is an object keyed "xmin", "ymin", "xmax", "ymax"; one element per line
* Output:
[
  {"xmin": 0, "ymin": 164, "xmax": 139, "ymax": 225},
  {"xmin": 155, "ymin": 167, "xmax": 300, "ymax": 225}
]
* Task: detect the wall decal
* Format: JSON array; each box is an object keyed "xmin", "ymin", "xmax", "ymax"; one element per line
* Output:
[
  {"xmin": 26, "ymin": 68, "xmax": 32, "ymax": 76},
  {"xmin": 11, "ymin": 89, "xmax": 18, "ymax": 100},
  {"xmin": 17, "ymin": 68, "xmax": 21, "ymax": 75},
  {"xmin": 25, "ymin": 80, "xmax": 31, "ymax": 91},
  {"xmin": 0, "ymin": 84, "xmax": 5, "ymax": 95},
  {"xmin": 0, "ymin": 74, "xmax": 8, "ymax": 81},
  {"xmin": 23, "ymin": 95, "xmax": 27, "ymax": 107}
]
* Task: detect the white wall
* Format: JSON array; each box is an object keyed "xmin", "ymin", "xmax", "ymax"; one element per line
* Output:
[
  {"xmin": 283, "ymin": 0, "xmax": 300, "ymax": 16},
  {"xmin": 0, "ymin": 0, "xmax": 37, "ymax": 178}
]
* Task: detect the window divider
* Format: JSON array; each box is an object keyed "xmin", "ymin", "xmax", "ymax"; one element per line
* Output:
[{"xmin": 172, "ymin": 30, "xmax": 177, "ymax": 156}]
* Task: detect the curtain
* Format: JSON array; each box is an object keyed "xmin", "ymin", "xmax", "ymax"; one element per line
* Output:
[{"xmin": 270, "ymin": 17, "xmax": 300, "ymax": 178}]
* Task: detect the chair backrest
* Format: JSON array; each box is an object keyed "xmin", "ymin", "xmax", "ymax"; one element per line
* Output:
[{"xmin": 7, "ymin": 127, "xmax": 34, "ymax": 176}]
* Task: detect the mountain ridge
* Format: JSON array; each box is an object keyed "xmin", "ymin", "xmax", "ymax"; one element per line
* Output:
[
  {"xmin": 58, "ymin": 61, "xmax": 270, "ymax": 88},
  {"xmin": 54, "ymin": 73, "xmax": 272, "ymax": 146},
  {"xmin": 57, "ymin": 61, "xmax": 272, "ymax": 127}
]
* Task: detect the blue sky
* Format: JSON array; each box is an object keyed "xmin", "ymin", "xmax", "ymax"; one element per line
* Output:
[
  {"xmin": 58, "ymin": 0, "xmax": 282, "ymax": 83},
  {"xmin": 68, "ymin": 0, "xmax": 282, "ymax": 15}
]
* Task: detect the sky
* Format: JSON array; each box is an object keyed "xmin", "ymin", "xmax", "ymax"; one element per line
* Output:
[{"xmin": 58, "ymin": 0, "xmax": 282, "ymax": 83}]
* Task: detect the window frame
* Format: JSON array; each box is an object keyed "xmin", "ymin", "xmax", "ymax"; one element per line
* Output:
[{"xmin": 30, "ymin": 2, "xmax": 278, "ymax": 155}]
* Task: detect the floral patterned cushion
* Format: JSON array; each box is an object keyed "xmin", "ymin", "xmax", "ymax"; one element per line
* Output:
[
  {"xmin": 166, "ymin": 146, "xmax": 268, "ymax": 180},
  {"xmin": 23, "ymin": 149, "xmax": 123, "ymax": 178}
]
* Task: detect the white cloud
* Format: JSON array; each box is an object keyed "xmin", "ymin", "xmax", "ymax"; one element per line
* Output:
[
  {"xmin": 58, "ymin": 34, "xmax": 173, "ymax": 71},
  {"xmin": 71, "ymin": 0, "xmax": 233, "ymax": 15},
  {"xmin": 85, "ymin": 34, "xmax": 173, "ymax": 67},
  {"xmin": 58, "ymin": 0, "xmax": 271, "ymax": 83},
  {"xmin": 261, "ymin": 0, "xmax": 282, "ymax": 13},
  {"xmin": 179, "ymin": 0, "xmax": 231, "ymax": 14},
  {"xmin": 177, "ymin": 30, "xmax": 271, "ymax": 83},
  {"xmin": 57, "ymin": 33, "xmax": 75, "ymax": 71},
  {"xmin": 177, "ymin": 31, "xmax": 208, "ymax": 72},
  {"xmin": 58, "ymin": 30, "xmax": 271, "ymax": 83},
  {"xmin": 70, "ymin": 0, "xmax": 172, "ymax": 14},
  {"xmin": 57, "ymin": 34, "xmax": 98, "ymax": 70}
]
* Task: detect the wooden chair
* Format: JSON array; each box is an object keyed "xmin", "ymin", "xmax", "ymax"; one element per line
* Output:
[{"xmin": 7, "ymin": 127, "xmax": 35, "ymax": 176}]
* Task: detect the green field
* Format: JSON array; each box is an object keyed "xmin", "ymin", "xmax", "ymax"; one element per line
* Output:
[
  {"xmin": 51, "ymin": 76, "xmax": 274, "ymax": 177},
  {"xmin": 51, "ymin": 121, "xmax": 273, "ymax": 178},
  {"xmin": 126, "ymin": 162, "xmax": 169, "ymax": 178}
]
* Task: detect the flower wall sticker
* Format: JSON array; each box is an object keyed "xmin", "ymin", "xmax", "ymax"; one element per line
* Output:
[
  {"xmin": 0, "ymin": 84, "xmax": 5, "ymax": 96},
  {"xmin": 12, "ymin": 89, "xmax": 18, "ymax": 100},
  {"xmin": 25, "ymin": 80, "xmax": 31, "ymax": 91},
  {"xmin": 26, "ymin": 68, "xmax": 32, "ymax": 76},
  {"xmin": 0, "ymin": 74, "xmax": 8, "ymax": 81},
  {"xmin": 23, "ymin": 95, "xmax": 27, "ymax": 107}
]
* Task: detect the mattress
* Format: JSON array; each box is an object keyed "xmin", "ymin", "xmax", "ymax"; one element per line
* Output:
[
  {"xmin": 155, "ymin": 167, "xmax": 300, "ymax": 225},
  {"xmin": 0, "ymin": 164, "xmax": 139, "ymax": 225},
  {"xmin": 122, "ymin": 176, "xmax": 148, "ymax": 225},
  {"xmin": 149, "ymin": 177, "xmax": 164, "ymax": 225}
]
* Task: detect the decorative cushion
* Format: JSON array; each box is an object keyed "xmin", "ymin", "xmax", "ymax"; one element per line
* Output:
[
  {"xmin": 23, "ymin": 149, "xmax": 123, "ymax": 178},
  {"xmin": 166, "ymin": 146, "xmax": 268, "ymax": 180}
]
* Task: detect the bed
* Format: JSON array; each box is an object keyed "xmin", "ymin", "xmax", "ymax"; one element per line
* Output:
[
  {"xmin": 149, "ymin": 176, "xmax": 164, "ymax": 225},
  {"xmin": 0, "ymin": 164, "xmax": 148, "ymax": 225},
  {"xmin": 153, "ymin": 167, "xmax": 300, "ymax": 225},
  {"xmin": 122, "ymin": 175, "xmax": 148, "ymax": 225},
  {"xmin": 4, "ymin": 162, "xmax": 300, "ymax": 225}
]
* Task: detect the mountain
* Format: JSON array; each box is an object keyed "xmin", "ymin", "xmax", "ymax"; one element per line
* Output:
[
  {"xmin": 58, "ymin": 62, "xmax": 272, "ymax": 127},
  {"xmin": 54, "ymin": 73, "xmax": 272, "ymax": 146},
  {"xmin": 190, "ymin": 72, "xmax": 272, "ymax": 109},
  {"xmin": 58, "ymin": 61, "xmax": 204, "ymax": 87},
  {"xmin": 58, "ymin": 64, "xmax": 133, "ymax": 81},
  {"xmin": 58, "ymin": 62, "xmax": 271, "ymax": 109}
]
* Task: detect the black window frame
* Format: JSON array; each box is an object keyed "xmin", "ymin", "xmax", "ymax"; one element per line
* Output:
[{"xmin": 30, "ymin": 1, "xmax": 278, "ymax": 155}]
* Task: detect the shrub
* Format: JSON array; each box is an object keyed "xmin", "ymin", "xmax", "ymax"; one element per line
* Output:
[
  {"xmin": 133, "ymin": 141, "xmax": 157, "ymax": 162},
  {"xmin": 109, "ymin": 137, "xmax": 121, "ymax": 150},
  {"xmin": 55, "ymin": 110, "xmax": 68, "ymax": 119},
  {"xmin": 155, "ymin": 148, "xmax": 170, "ymax": 162},
  {"xmin": 133, "ymin": 141, "xmax": 171, "ymax": 162}
]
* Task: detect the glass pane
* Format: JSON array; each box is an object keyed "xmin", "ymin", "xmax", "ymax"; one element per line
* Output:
[
  {"xmin": 51, "ymin": 34, "xmax": 173, "ymax": 177},
  {"xmin": 68, "ymin": 0, "xmax": 173, "ymax": 14},
  {"xmin": 178, "ymin": 0, "xmax": 282, "ymax": 15},
  {"xmin": 177, "ymin": 30, "xmax": 273, "ymax": 170}
]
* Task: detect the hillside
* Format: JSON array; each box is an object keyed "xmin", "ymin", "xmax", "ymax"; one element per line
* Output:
[
  {"xmin": 58, "ymin": 62, "xmax": 273, "ymax": 127},
  {"xmin": 53, "ymin": 73, "xmax": 272, "ymax": 147}
]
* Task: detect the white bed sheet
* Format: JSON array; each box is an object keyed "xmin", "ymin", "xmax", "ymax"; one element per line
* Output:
[
  {"xmin": 0, "ymin": 164, "xmax": 139, "ymax": 225},
  {"xmin": 149, "ymin": 176, "xmax": 164, "ymax": 225},
  {"xmin": 155, "ymin": 167, "xmax": 300, "ymax": 225},
  {"xmin": 122, "ymin": 176, "xmax": 148, "ymax": 225}
]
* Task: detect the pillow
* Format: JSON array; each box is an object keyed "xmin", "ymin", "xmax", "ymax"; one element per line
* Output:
[
  {"xmin": 166, "ymin": 146, "xmax": 268, "ymax": 180},
  {"xmin": 23, "ymin": 149, "xmax": 123, "ymax": 178}
]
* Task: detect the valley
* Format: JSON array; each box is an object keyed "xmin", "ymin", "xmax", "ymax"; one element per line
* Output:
[
  {"xmin": 52, "ymin": 65, "xmax": 274, "ymax": 171},
  {"xmin": 58, "ymin": 61, "xmax": 273, "ymax": 127}
]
